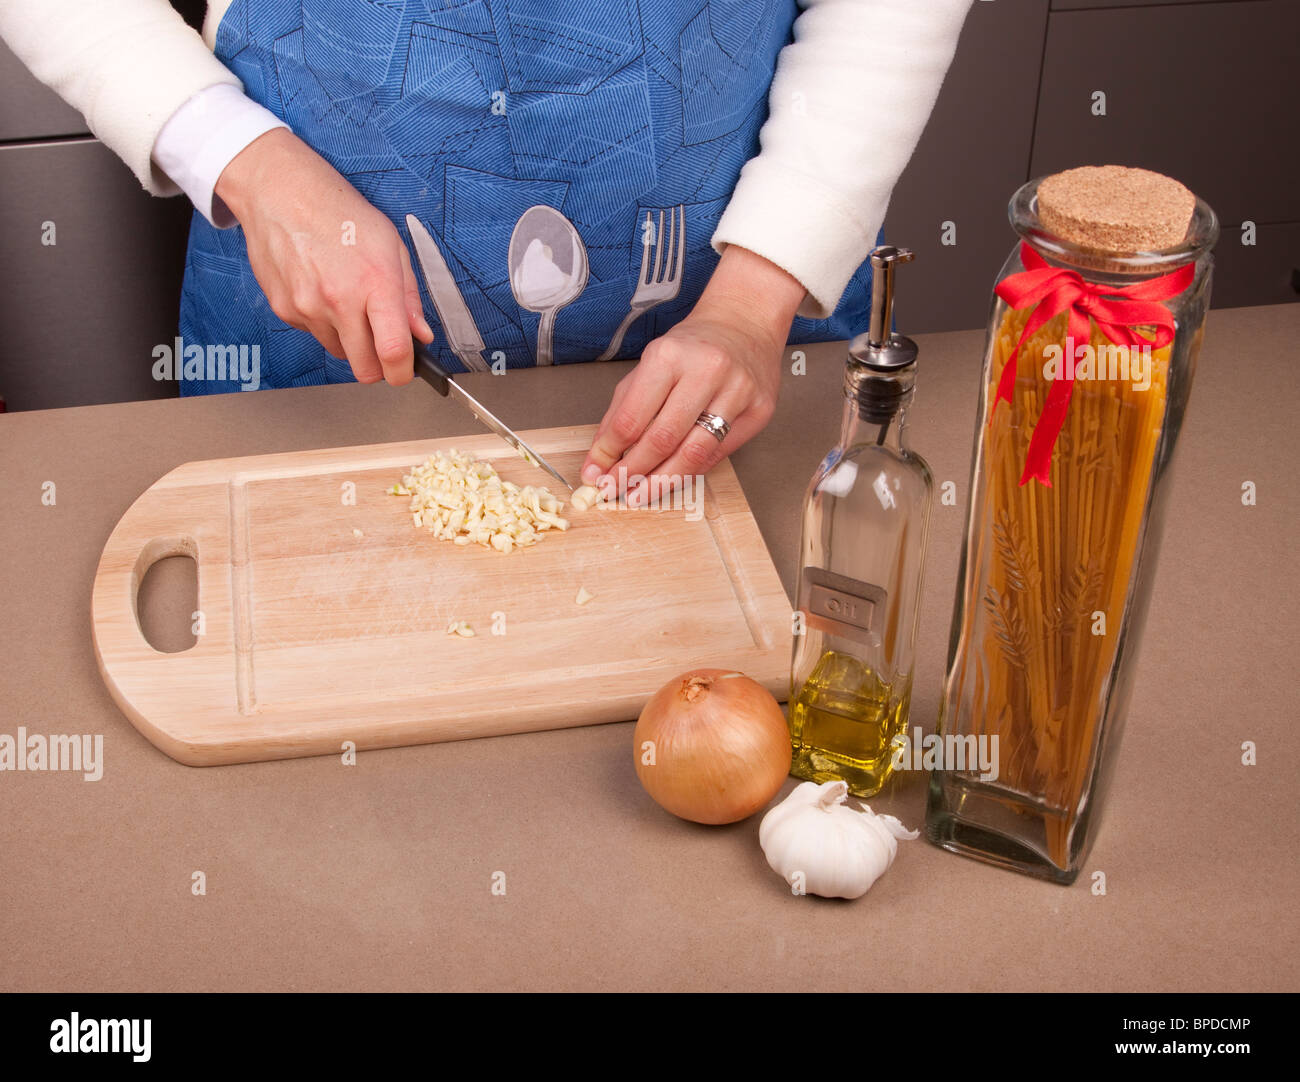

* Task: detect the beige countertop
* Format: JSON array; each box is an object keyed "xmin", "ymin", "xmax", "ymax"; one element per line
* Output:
[{"xmin": 1, "ymin": 304, "xmax": 1296, "ymax": 992}]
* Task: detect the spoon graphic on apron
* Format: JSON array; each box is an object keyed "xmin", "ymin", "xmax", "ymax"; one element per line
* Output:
[{"xmin": 508, "ymin": 206, "xmax": 589, "ymax": 366}]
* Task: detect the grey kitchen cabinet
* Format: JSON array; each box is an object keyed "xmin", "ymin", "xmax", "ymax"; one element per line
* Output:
[
  {"xmin": 1027, "ymin": 0, "xmax": 1300, "ymax": 312},
  {"xmin": 1206, "ymin": 221, "xmax": 1300, "ymax": 310},
  {"xmin": 883, "ymin": 0, "xmax": 1297, "ymax": 336},
  {"xmin": 0, "ymin": 1, "xmax": 203, "ymax": 143},
  {"xmin": 882, "ymin": 0, "xmax": 1050, "ymax": 336},
  {"xmin": 1030, "ymin": 1, "xmax": 1300, "ymax": 227},
  {"xmin": 0, "ymin": 39, "xmax": 89, "ymax": 143},
  {"xmin": 1052, "ymin": 0, "xmax": 1256, "ymax": 9},
  {"xmin": 0, "ymin": 139, "xmax": 192, "ymax": 412},
  {"xmin": 0, "ymin": 1, "xmax": 205, "ymax": 412}
]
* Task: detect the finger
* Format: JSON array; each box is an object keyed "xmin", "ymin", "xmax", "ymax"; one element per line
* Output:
[
  {"xmin": 299, "ymin": 318, "xmax": 345, "ymax": 363},
  {"xmin": 631, "ymin": 383, "xmax": 757, "ymax": 503},
  {"xmin": 581, "ymin": 363, "xmax": 677, "ymax": 486},
  {"xmin": 583, "ymin": 378, "xmax": 632, "ymax": 488},
  {"xmin": 366, "ymin": 285, "xmax": 415, "ymax": 386},
  {"xmin": 610, "ymin": 378, "xmax": 719, "ymax": 505},
  {"xmin": 268, "ymin": 290, "xmax": 344, "ymax": 359},
  {"xmin": 401, "ymin": 247, "xmax": 434, "ymax": 344},
  {"xmin": 337, "ymin": 312, "xmax": 384, "ymax": 384},
  {"xmin": 650, "ymin": 400, "xmax": 768, "ymax": 499}
]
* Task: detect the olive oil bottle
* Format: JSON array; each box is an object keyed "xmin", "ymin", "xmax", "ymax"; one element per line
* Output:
[{"xmin": 791, "ymin": 246, "xmax": 933, "ymax": 797}]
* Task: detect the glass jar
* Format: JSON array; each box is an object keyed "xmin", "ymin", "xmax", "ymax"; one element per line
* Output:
[{"xmin": 926, "ymin": 173, "xmax": 1217, "ymax": 884}]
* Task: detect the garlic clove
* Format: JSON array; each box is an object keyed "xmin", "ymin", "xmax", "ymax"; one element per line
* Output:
[{"xmin": 570, "ymin": 485, "xmax": 599, "ymax": 511}]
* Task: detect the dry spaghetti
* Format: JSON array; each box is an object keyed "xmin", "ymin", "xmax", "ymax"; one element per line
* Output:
[{"xmin": 950, "ymin": 304, "xmax": 1170, "ymax": 866}]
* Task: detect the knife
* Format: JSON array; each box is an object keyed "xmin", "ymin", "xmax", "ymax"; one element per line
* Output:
[
  {"xmin": 406, "ymin": 213, "xmax": 490, "ymax": 373},
  {"xmin": 412, "ymin": 343, "xmax": 575, "ymax": 494}
]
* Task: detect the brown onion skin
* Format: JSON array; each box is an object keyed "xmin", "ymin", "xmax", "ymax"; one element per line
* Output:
[{"xmin": 633, "ymin": 668, "xmax": 792, "ymax": 825}]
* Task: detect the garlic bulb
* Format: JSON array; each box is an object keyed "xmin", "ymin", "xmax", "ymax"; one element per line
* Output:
[{"xmin": 758, "ymin": 780, "xmax": 918, "ymax": 899}]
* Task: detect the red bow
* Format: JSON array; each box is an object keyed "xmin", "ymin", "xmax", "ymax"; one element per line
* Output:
[{"xmin": 991, "ymin": 242, "xmax": 1194, "ymax": 486}]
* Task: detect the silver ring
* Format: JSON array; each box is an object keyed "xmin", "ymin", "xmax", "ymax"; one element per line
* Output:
[{"xmin": 695, "ymin": 411, "xmax": 730, "ymax": 443}]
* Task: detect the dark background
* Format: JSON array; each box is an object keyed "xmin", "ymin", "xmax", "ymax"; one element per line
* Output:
[{"xmin": 1, "ymin": 0, "xmax": 1295, "ymax": 411}]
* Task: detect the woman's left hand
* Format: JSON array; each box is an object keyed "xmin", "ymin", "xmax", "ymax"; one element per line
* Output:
[{"xmin": 580, "ymin": 245, "xmax": 805, "ymax": 507}]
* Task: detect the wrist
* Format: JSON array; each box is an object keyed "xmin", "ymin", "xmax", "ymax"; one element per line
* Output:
[
  {"xmin": 694, "ymin": 244, "xmax": 805, "ymax": 342},
  {"xmin": 214, "ymin": 127, "xmax": 297, "ymax": 223}
]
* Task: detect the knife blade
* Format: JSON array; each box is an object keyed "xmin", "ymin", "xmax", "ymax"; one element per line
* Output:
[
  {"xmin": 413, "ymin": 343, "xmax": 575, "ymax": 493},
  {"xmin": 406, "ymin": 213, "xmax": 489, "ymax": 373}
]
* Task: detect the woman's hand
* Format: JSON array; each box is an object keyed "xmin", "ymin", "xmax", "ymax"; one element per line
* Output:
[
  {"xmin": 214, "ymin": 128, "xmax": 434, "ymax": 384},
  {"xmin": 581, "ymin": 244, "xmax": 805, "ymax": 506}
]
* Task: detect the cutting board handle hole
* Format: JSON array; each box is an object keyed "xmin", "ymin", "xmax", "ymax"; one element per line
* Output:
[{"xmin": 136, "ymin": 549, "xmax": 198, "ymax": 654}]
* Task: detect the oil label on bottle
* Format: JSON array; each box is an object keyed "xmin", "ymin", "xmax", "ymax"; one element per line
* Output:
[{"xmin": 800, "ymin": 567, "xmax": 887, "ymax": 645}]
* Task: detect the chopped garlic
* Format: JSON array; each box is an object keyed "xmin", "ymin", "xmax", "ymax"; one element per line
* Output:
[
  {"xmin": 352, "ymin": 528, "xmax": 364, "ymax": 539},
  {"xmin": 446, "ymin": 620, "xmax": 475, "ymax": 637},
  {"xmin": 392, "ymin": 448, "xmax": 569, "ymax": 553},
  {"xmin": 570, "ymin": 484, "xmax": 599, "ymax": 511},
  {"xmin": 575, "ymin": 587, "xmax": 593, "ymax": 606},
  {"xmin": 534, "ymin": 509, "xmax": 569, "ymax": 531}
]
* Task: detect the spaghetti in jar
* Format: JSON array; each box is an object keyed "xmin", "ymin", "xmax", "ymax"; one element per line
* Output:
[{"xmin": 927, "ymin": 167, "xmax": 1217, "ymax": 883}]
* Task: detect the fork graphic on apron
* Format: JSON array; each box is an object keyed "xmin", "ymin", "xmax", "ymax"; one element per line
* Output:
[{"xmin": 597, "ymin": 205, "xmax": 686, "ymax": 362}]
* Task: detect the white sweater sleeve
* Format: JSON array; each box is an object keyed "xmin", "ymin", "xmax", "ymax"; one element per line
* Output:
[
  {"xmin": 154, "ymin": 84, "xmax": 288, "ymax": 227},
  {"xmin": 0, "ymin": 0, "xmax": 243, "ymax": 196},
  {"xmin": 712, "ymin": 0, "xmax": 974, "ymax": 319}
]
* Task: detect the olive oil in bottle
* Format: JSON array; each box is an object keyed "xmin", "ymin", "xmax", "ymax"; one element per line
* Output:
[
  {"xmin": 790, "ymin": 247, "xmax": 932, "ymax": 798},
  {"xmin": 790, "ymin": 651, "xmax": 911, "ymax": 792}
]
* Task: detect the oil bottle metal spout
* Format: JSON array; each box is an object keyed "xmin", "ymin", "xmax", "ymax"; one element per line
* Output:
[
  {"xmin": 846, "ymin": 245, "xmax": 918, "ymax": 427},
  {"xmin": 850, "ymin": 245, "xmax": 918, "ymax": 372}
]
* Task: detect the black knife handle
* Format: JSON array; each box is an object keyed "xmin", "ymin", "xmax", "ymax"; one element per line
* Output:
[{"xmin": 413, "ymin": 341, "xmax": 451, "ymax": 397}]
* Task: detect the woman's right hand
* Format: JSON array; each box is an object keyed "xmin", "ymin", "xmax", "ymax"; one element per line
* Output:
[{"xmin": 214, "ymin": 128, "xmax": 434, "ymax": 384}]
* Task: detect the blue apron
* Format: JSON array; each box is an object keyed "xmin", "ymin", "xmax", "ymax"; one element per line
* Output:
[{"xmin": 179, "ymin": 0, "xmax": 877, "ymax": 393}]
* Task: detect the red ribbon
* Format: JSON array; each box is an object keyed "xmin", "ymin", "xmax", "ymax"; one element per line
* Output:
[{"xmin": 991, "ymin": 242, "xmax": 1194, "ymax": 486}]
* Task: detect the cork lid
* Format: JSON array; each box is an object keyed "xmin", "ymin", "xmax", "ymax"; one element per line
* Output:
[{"xmin": 1037, "ymin": 165, "xmax": 1196, "ymax": 252}]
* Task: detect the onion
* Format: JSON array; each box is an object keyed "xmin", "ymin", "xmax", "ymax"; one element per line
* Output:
[{"xmin": 633, "ymin": 668, "xmax": 792, "ymax": 825}]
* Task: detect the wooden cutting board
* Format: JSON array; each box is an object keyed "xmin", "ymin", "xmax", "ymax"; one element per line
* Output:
[{"xmin": 92, "ymin": 425, "xmax": 793, "ymax": 766}]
